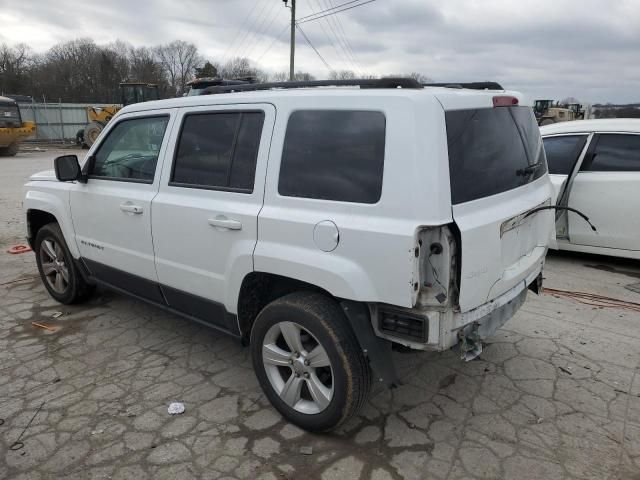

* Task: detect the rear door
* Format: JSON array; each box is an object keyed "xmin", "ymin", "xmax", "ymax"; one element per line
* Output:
[
  {"xmin": 151, "ymin": 104, "xmax": 274, "ymax": 329},
  {"xmin": 443, "ymin": 102, "xmax": 554, "ymax": 312},
  {"xmin": 567, "ymin": 133, "xmax": 640, "ymax": 251}
]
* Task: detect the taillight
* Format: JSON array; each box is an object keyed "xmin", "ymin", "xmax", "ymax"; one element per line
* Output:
[{"xmin": 493, "ymin": 96, "xmax": 519, "ymax": 107}]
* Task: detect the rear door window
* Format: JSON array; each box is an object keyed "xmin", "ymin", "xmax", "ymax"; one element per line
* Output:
[
  {"xmin": 171, "ymin": 111, "xmax": 265, "ymax": 192},
  {"xmin": 582, "ymin": 134, "xmax": 640, "ymax": 172},
  {"xmin": 446, "ymin": 106, "xmax": 546, "ymax": 204},
  {"xmin": 278, "ymin": 110, "xmax": 386, "ymax": 204},
  {"xmin": 543, "ymin": 135, "xmax": 588, "ymax": 175}
]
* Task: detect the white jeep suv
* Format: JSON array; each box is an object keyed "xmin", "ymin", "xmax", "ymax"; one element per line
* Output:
[{"xmin": 24, "ymin": 78, "xmax": 554, "ymax": 431}]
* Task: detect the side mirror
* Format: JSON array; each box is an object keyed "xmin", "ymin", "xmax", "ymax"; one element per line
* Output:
[{"xmin": 54, "ymin": 155, "xmax": 81, "ymax": 182}]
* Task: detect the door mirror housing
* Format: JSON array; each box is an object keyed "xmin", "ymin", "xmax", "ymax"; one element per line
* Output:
[{"xmin": 54, "ymin": 155, "xmax": 82, "ymax": 182}]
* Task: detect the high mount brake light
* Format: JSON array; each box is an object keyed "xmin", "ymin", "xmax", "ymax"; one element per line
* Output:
[{"xmin": 493, "ymin": 96, "xmax": 519, "ymax": 107}]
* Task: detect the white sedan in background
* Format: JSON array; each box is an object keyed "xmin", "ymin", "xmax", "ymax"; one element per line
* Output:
[{"xmin": 541, "ymin": 119, "xmax": 640, "ymax": 260}]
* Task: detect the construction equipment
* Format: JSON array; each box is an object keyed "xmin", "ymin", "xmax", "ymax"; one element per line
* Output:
[
  {"xmin": 77, "ymin": 82, "xmax": 159, "ymax": 147},
  {"xmin": 0, "ymin": 96, "xmax": 35, "ymax": 156},
  {"xmin": 533, "ymin": 99, "xmax": 580, "ymax": 126}
]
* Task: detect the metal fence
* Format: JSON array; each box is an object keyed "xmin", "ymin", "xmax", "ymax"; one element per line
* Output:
[{"xmin": 17, "ymin": 102, "xmax": 120, "ymax": 142}]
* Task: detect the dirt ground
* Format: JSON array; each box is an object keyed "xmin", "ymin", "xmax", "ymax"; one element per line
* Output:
[{"xmin": 1, "ymin": 149, "xmax": 639, "ymax": 479}]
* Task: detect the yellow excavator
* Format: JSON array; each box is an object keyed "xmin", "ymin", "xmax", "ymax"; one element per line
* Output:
[
  {"xmin": 0, "ymin": 95, "xmax": 36, "ymax": 156},
  {"xmin": 77, "ymin": 82, "xmax": 159, "ymax": 147}
]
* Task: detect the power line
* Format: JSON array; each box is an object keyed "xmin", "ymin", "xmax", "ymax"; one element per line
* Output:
[
  {"xmin": 295, "ymin": 23, "xmax": 333, "ymax": 73},
  {"xmin": 236, "ymin": 0, "xmax": 280, "ymax": 60},
  {"xmin": 244, "ymin": 2, "xmax": 285, "ymax": 59},
  {"xmin": 227, "ymin": 0, "xmax": 272, "ymax": 61},
  {"xmin": 297, "ymin": 0, "xmax": 364, "ymax": 21},
  {"xmin": 222, "ymin": 0, "xmax": 262, "ymax": 62},
  {"xmin": 308, "ymin": 0, "xmax": 352, "ymax": 71},
  {"xmin": 297, "ymin": 0, "xmax": 376, "ymax": 25},
  {"xmin": 317, "ymin": 0, "xmax": 360, "ymax": 74},
  {"xmin": 255, "ymin": 23, "xmax": 290, "ymax": 63},
  {"xmin": 325, "ymin": 0, "xmax": 365, "ymax": 74}
]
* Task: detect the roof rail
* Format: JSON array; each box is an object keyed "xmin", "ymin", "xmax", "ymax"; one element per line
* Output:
[
  {"xmin": 202, "ymin": 77, "xmax": 422, "ymax": 95},
  {"xmin": 423, "ymin": 81, "xmax": 504, "ymax": 90}
]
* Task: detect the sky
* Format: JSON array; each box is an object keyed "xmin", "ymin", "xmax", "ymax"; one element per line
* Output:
[{"xmin": 1, "ymin": 0, "xmax": 639, "ymax": 104}]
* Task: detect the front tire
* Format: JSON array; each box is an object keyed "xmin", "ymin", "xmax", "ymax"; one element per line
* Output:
[
  {"xmin": 250, "ymin": 291, "xmax": 370, "ymax": 432},
  {"xmin": 35, "ymin": 223, "xmax": 94, "ymax": 304}
]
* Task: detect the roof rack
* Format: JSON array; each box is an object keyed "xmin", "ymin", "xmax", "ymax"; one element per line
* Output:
[
  {"xmin": 423, "ymin": 81, "xmax": 504, "ymax": 90},
  {"xmin": 202, "ymin": 77, "xmax": 423, "ymax": 95}
]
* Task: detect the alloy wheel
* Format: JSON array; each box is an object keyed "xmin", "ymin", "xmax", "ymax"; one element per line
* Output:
[
  {"xmin": 262, "ymin": 321, "xmax": 334, "ymax": 414},
  {"xmin": 39, "ymin": 238, "xmax": 69, "ymax": 294}
]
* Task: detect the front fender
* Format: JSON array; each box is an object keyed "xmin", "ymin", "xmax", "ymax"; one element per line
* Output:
[{"xmin": 24, "ymin": 186, "xmax": 78, "ymax": 258}]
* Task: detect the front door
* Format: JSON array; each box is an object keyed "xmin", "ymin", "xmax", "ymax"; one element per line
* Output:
[
  {"xmin": 151, "ymin": 104, "xmax": 275, "ymax": 330},
  {"xmin": 541, "ymin": 133, "xmax": 589, "ymax": 240},
  {"xmin": 568, "ymin": 133, "xmax": 640, "ymax": 251},
  {"xmin": 70, "ymin": 110, "xmax": 175, "ymax": 301}
]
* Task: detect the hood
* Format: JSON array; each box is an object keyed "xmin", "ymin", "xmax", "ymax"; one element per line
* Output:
[{"xmin": 29, "ymin": 169, "xmax": 57, "ymax": 182}]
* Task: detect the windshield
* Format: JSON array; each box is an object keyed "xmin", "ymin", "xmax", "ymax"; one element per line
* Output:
[{"xmin": 446, "ymin": 106, "xmax": 547, "ymax": 204}]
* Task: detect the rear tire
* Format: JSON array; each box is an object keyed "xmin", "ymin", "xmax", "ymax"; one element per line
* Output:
[
  {"xmin": 0, "ymin": 142, "xmax": 19, "ymax": 156},
  {"xmin": 250, "ymin": 291, "xmax": 370, "ymax": 432},
  {"xmin": 540, "ymin": 118, "xmax": 555, "ymax": 126},
  {"xmin": 35, "ymin": 223, "xmax": 94, "ymax": 304}
]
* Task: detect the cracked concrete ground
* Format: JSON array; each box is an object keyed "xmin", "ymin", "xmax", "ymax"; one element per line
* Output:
[{"xmin": 1, "ymin": 149, "xmax": 639, "ymax": 480}]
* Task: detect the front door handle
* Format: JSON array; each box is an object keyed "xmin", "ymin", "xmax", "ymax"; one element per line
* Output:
[
  {"xmin": 208, "ymin": 216, "xmax": 242, "ymax": 230},
  {"xmin": 120, "ymin": 203, "xmax": 144, "ymax": 214}
]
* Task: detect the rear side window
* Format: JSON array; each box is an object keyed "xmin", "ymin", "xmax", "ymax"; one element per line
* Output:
[
  {"xmin": 171, "ymin": 111, "xmax": 264, "ymax": 192},
  {"xmin": 446, "ymin": 106, "xmax": 547, "ymax": 204},
  {"xmin": 278, "ymin": 110, "xmax": 386, "ymax": 204},
  {"xmin": 582, "ymin": 134, "xmax": 640, "ymax": 172},
  {"xmin": 543, "ymin": 135, "xmax": 588, "ymax": 175}
]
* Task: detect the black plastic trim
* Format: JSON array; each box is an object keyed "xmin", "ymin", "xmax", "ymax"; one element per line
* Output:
[
  {"xmin": 202, "ymin": 77, "xmax": 422, "ymax": 95},
  {"xmin": 161, "ymin": 285, "xmax": 240, "ymax": 335},
  {"xmin": 341, "ymin": 300, "xmax": 398, "ymax": 389},
  {"xmin": 83, "ymin": 258, "xmax": 165, "ymax": 304},
  {"xmin": 81, "ymin": 258, "xmax": 240, "ymax": 337}
]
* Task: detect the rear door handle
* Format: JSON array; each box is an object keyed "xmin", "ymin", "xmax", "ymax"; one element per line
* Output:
[
  {"xmin": 208, "ymin": 216, "xmax": 242, "ymax": 230},
  {"xmin": 120, "ymin": 203, "xmax": 143, "ymax": 214}
]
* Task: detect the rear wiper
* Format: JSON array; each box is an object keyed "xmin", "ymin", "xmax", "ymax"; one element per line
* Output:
[{"xmin": 516, "ymin": 162, "xmax": 543, "ymax": 177}]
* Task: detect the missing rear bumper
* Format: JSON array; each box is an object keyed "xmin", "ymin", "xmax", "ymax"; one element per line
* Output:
[{"xmin": 457, "ymin": 284, "xmax": 529, "ymax": 361}]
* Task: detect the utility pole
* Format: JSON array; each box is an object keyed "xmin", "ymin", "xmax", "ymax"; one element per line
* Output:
[{"xmin": 287, "ymin": 0, "xmax": 296, "ymax": 81}]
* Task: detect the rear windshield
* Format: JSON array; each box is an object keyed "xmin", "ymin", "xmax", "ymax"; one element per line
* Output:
[{"xmin": 446, "ymin": 106, "xmax": 547, "ymax": 204}]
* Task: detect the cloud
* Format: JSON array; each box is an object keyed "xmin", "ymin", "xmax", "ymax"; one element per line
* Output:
[{"xmin": 1, "ymin": 0, "xmax": 639, "ymax": 102}]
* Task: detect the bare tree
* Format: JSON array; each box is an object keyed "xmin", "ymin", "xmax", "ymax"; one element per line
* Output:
[
  {"xmin": 217, "ymin": 57, "xmax": 258, "ymax": 79},
  {"xmin": 155, "ymin": 40, "xmax": 203, "ymax": 96},
  {"xmin": 269, "ymin": 70, "xmax": 316, "ymax": 82},
  {"xmin": 386, "ymin": 72, "xmax": 432, "ymax": 83},
  {"xmin": 329, "ymin": 69, "xmax": 356, "ymax": 80},
  {"xmin": 0, "ymin": 43, "xmax": 33, "ymax": 94}
]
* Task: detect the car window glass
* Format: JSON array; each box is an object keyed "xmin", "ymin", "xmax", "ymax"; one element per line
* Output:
[
  {"xmin": 543, "ymin": 135, "xmax": 588, "ymax": 175},
  {"xmin": 92, "ymin": 116, "xmax": 169, "ymax": 182},
  {"xmin": 171, "ymin": 112, "xmax": 264, "ymax": 192},
  {"xmin": 584, "ymin": 134, "xmax": 640, "ymax": 172},
  {"xmin": 446, "ymin": 106, "xmax": 546, "ymax": 204},
  {"xmin": 278, "ymin": 110, "xmax": 386, "ymax": 204}
]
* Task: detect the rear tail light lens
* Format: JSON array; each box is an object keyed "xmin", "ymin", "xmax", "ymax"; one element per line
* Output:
[{"xmin": 493, "ymin": 96, "xmax": 519, "ymax": 107}]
